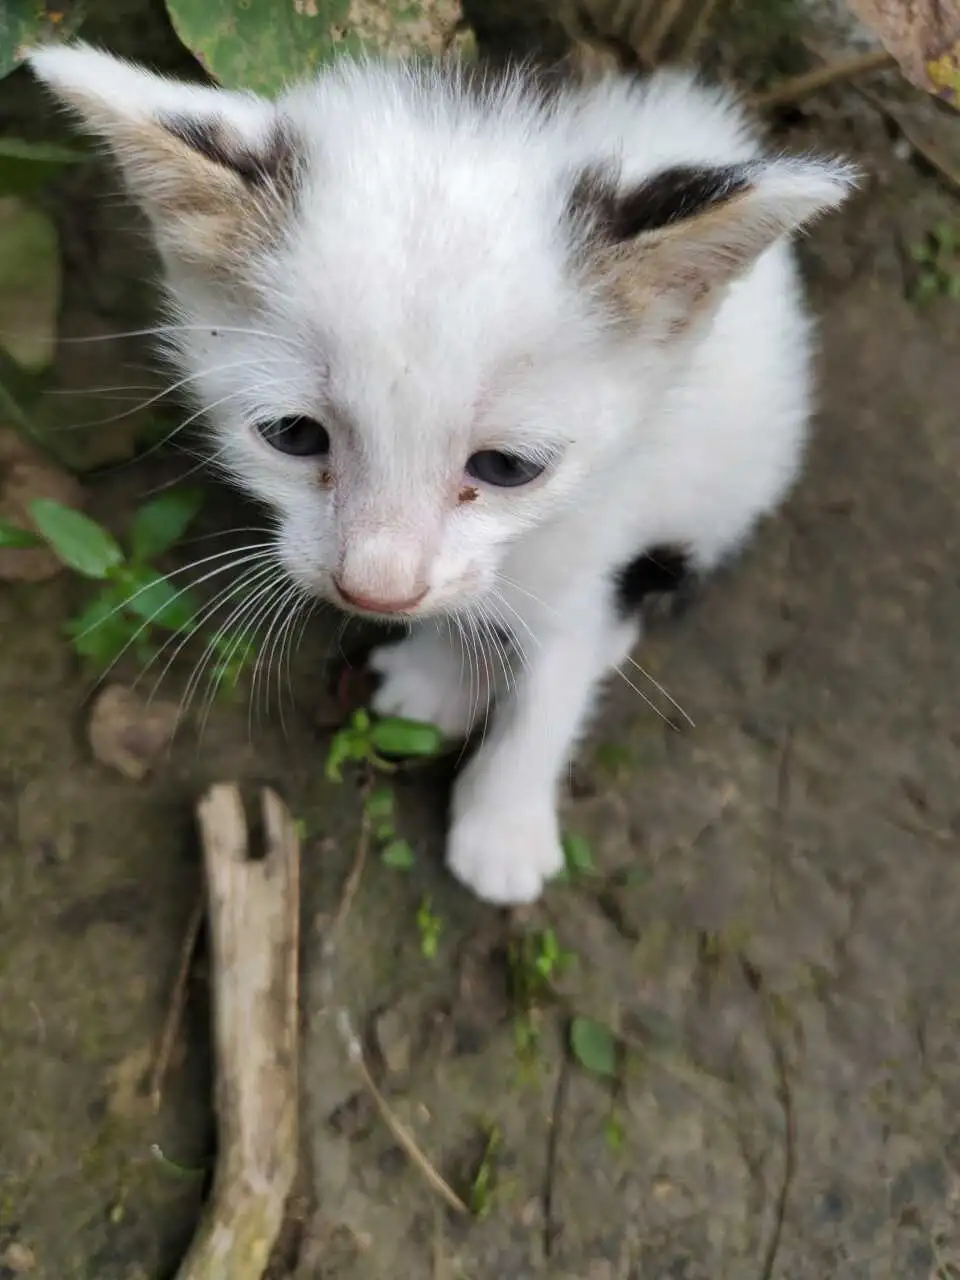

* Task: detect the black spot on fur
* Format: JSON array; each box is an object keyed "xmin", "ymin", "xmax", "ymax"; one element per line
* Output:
[
  {"xmin": 570, "ymin": 163, "xmax": 752, "ymax": 244},
  {"xmin": 161, "ymin": 114, "xmax": 299, "ymax": 192},
  {"xmin": 614, "ymin": 544, "xmax": 690, "ymax": 616}
]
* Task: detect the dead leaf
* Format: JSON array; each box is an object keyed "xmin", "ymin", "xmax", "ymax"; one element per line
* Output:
[
  {"xmin": 0, "ymin": 427, "xmax": 84, "ymax": 581},
  {"xmin": 0, "ymin": 1241, "xmax": 36, "ymax": 1273},
  {"xmin": 847, "ymin": 0, "xmax": 960, "ymax": 108},
  {"xmin": 88, "ymin": 684, "xmax": 180, "ymax": 780}
]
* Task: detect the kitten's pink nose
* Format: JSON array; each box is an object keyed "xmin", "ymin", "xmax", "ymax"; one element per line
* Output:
[{"xmin": 333, "ymin": 578, "xmax": 428, "ymax": 615}]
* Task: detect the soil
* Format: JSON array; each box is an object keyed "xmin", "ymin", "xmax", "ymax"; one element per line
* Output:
[{"xmin": 2, "ymin": 17, "xmax": 960, "ymax": 1280}]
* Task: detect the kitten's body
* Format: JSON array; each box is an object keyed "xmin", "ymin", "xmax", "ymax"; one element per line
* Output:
[{"xmin": 31, "ymin": 45, "xmax": 853, "ymax": 903}]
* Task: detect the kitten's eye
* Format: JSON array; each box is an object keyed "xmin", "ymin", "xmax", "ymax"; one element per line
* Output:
[
  {"xmin": 256, "ymin": 415, "xmax": 330, "ymax": 458},
  {"xmin": 465, "ymin": 450, "xmax": 545, "ymax": 488}
]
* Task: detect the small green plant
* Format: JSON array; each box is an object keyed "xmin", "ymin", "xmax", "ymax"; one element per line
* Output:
[
  {"xmin": 602, "ymin": 1109, "xmax": 624, "ymax": 1154},
  {"xmin": 416, "ymin": 895, "xmax": 443, "ymax": 959},
  {"xmin": 467, "ymin": 1123, "xmax": 501, "ymax": 1220},
  {"xmin": 910, "ymin": 222, "xmax": 960, "ymax": 302},
  {"xmin": 324, "ymin": 708, "xmax": 444, "ymax": 781},
  {"xmin": 559, "ymin": 831, "xmax": 598, "ymax": 881},
  {"xmin": 363, "ymin": 784, "xmax": 416, "ymax": 870},
  {"xmin": 569, "ymin": 1016, "xmax": 619, "ymax": 1078},
  {"xmin": 0, "ymin": 491, "xmax": 260, "ymax": 694},
  {"xmin": 508, "ymin": 928, "xmax": 575, "ymax": 1075}
]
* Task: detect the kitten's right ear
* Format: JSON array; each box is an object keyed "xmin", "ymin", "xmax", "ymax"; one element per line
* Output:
[
  {"xmin": 28, "ymin": 43, "xmax": 299, "ymax": 273},
  {"xmin": 573, "ymin": 155, "xmax": 856, "ymax": 334}
]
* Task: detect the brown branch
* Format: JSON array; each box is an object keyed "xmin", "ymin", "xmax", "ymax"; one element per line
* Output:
[
  {"xmin": 176, "ymin": 784, "xmax": 301, "ymax": 1280},
  {"xmin": 150, "ymin": 895, "xmax": 204, "ymax": 1113},
  {"xmin": 754, "ymin": 47, "xmax": 896, "ymax": 109}
]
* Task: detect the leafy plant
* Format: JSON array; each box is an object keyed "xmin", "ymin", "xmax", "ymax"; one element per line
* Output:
[
  {"xmin": 508, "ymin": 928, "xmax": 575, "ymax": 1075},
  {"xmin": 0, "ymin": 489, "xmax": 254, "ymax": 690},
  {"xmin": 466, "ymin": 1123, "xmax": 501, "ymax": 1219},
  {"xmin": 363, "ymin": 783, "xmax": 416, "ymax": 870},
  {"xmin": 569, "ymin": 1016, "xmax": 618, "ymax": 1078},
  {"xmin": 910, "ymin": 222, "xmax": 960, "ymax": 302},
  {"xmin": 325, "ymin": 707, "xmax": 444, "ymax": 782},
  {"xmin": 416, "ymin": 895, "xmax": 443, "ymax": 959},
  {"xmin": 0, "ymin": 1, "xmax": 84, "ymax": 80},
  {"xmin": 559, "ymin": 831, "xmax": 597, "ymax": 881}
]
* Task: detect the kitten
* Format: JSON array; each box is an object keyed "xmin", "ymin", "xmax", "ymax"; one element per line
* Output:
[{"xmin": 30, "ymin": 43, "xmax": 854, "ymax": 905}]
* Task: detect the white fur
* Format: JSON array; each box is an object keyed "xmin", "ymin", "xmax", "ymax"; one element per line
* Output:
[{"xmin": 30, "ymin": 44, "xmax": 854, "ymax": 904}]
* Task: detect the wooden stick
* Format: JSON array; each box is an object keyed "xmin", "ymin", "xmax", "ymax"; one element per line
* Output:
[
  {"xmin": 176, "ymin": 784, "xmax": 301, "ymax": 1280},
  {"xmin": 754, "ymin": 47, "xmax": 895, "ymax": 109},
  {"xmin": 150, "ymin": 895, "xmax": 204, "ymax": 1113}
]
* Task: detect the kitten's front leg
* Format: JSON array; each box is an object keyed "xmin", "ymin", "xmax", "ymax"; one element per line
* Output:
[{"xmin": 447, "ymin": 602, "xmax": 637, "ymax": 905}]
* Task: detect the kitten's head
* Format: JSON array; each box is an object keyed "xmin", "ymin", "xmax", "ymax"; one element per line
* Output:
[{"xmin": 31, "ymin": 44, "xmax": 853, "ymax": 620}]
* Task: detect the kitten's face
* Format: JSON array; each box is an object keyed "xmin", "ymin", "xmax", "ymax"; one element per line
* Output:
[
  {"xmin": 186, "ymin": 173, "xmax": 624, "ymax": 620},
  {"xmin": 30, "ymin": 47, "xmax": 853, "ymax": 621}
]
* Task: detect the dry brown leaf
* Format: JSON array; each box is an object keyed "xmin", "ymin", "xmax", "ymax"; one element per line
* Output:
[
  {"xmin": 847, "ymin": 0, "xmax": 960, "ymax": 108},
  {"xmin": 88, "ymin": 684, "xmax": 180, "ymax": 780}
]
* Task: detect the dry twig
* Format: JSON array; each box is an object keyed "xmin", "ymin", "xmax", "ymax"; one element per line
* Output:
[
  {"xmin": 754, "ymin": 47, "xmax": 895, "ymax": 108},
  {"xmin": 150, "ymin": 895, "xmax": 204, "ymax": 1113},
  {"xmin": 176, "ymin": 784, "xmax": 301, "ymax": 1280}
]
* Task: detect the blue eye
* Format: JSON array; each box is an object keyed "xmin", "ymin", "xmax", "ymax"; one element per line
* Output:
[
  {"xmin": 465, "ymin": 450, "xmax": 545, "ymax": 488},
  {"xmin": 257, "ymin": 416, "xmax": 330, "ymax": 457}
]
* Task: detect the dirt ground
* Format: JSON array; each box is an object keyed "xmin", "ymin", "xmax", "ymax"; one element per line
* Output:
[{"xmin": 2, "ymin": 19, "xmax": 960, "ymax": 1280}]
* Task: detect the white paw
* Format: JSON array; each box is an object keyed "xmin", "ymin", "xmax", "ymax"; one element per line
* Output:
[
  {"xmin": 446, "ymin": 798, "xmax": 564, "ymax": 906},
  {"xmin": 368, "ymin": 637, "xmax": 481, "ymax": 739}
]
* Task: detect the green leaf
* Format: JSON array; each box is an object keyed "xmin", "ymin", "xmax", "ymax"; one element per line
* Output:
[
  {"xmin": 0, "ymin": 137, "xmax": 88, "ymax": 197},
  {"xmin": 29, "ymin": 499, "xmax": 124, "ymax": 579},
  {"xmin": 381, "ymin": 838, "xmax": 415, "ymax": 870},
  {"xmin": 562, "ymin": 833, "xmax": 596, "ymax": 878},
  {"xmin": 163, "ymin": 0, "xmax": 357, "ymax": 96},
  {"xmin": 324, "ymin": 728, "xmax": 367, "ymax": 782},
  {"xmin": 570, "ymin": 1017, "xmax": 618, "ymax": 1079},
  {"xmin": 0, "ymin": 3, "xmax": 85, "ymax": 79},
  {"xmin": 118, "ymin": 566, "xmax": 199, "ymax": 632},
  {"xmin": 129, "ymin": 488, "xmax": 204, "ymax": 562},
  {"xmin": 0, "ymin": 197, "xmax": 60, "ymax": 373},
  {"xmin": 364, "ymin": 786, "xmax": 395, "ymax": 821},
  {"xmin": 369, "ymin": 716, "xmax": 444, "ymax": 759},
  {"xmin": 0, "ymin": 518, "xmax": 40, "ymax": 548},
  {"xmin": 66, "ymin": 589, "xmax": 134, "ymax": 667}
]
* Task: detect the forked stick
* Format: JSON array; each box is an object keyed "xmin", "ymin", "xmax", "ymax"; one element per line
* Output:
[{"xmin": 176, "ymin": 784, "xmax": 301, "ymax": 1280}]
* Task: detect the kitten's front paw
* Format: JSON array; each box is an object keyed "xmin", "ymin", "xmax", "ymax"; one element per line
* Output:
[
  {"xmin": 447, "ymin": 800, "xmax": 564, "ymax": 906},
  {"xmin": 369, "ymin": 638, "xmax": 480, "ymax": 739}
]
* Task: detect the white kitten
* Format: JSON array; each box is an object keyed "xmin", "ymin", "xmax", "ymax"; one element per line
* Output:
[{"xmin": 30, "ymin": 43, "xmax": 854, "ymax": 904}]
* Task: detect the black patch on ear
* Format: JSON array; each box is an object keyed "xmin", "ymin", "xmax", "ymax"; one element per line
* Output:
[
  {"xmin": 570, "ymin": 163, "xmax": 752, "ymax": 244},
  {"xmin": 161, "ymin": 114, "xmax": 299, "ymax": 192},
  {"xmin": 614, "ymin": 543, "xmax": 690, "ymax": 616}
]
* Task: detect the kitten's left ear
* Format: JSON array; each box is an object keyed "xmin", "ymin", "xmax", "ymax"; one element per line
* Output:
[
  {"xmin": 29, "ymin": 43, "xmax": 298, "ymax": 273},
  {"xmin": 574, "ymin": 155, "xmax": 856, "ymax": 332}
]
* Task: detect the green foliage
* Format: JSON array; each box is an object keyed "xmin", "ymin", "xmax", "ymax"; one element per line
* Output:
[
  {"xmin": 0, "ymin": 518, "xmax": 41, "ymax": 548},
  {"xmin": 569, "ymin": 1016, "xmax": 618, "ymax": 1079},
  {"xmin": 0, "ymin": 0, "xmax": 84, "ymax": 80},
  {"xmin": 18, "ymin": 489, "xmax": 253, "ymax": 686},
  {"xmin": 162, "ymin": 0, "xmax": 359, "ymax": 96},
  {"xmin": 325, "ymin": 708, "xmax": 444, "ymax": 781},
  {"xmin": 0, "ymin": 137, "xmax": 88, "ymax": 197},
  {"xmin": 29, "ymin": 499, "xmax": 123, "ymax": 578},
  {"xmin": 467, "ymin": 1123, "xmax": 501, "ymax": 1219},
  {"xmin": 360, "ymin": 783, "xmax": 417, "ymax": 870},
  {"xmin": 560, "ymin": 831, "xmax": 597, "ymax": 880},
  {"xmin": 910, "ymin": 222, "xmax": 960, "ymax": 303},
  {"xmin": 416, "ymin": 894, "xmax": 443, "ymax": 959},
  {"xmin": 508, "ymin": 928, "xmax": 575, "ymax": 1076}
]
